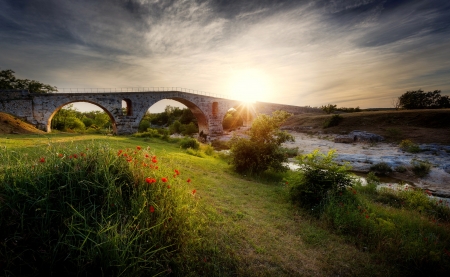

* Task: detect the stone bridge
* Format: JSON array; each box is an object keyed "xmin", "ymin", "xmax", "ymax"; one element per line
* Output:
[{"xmin": 0, "ymin": 89, "xmax": 320, "ymax": 137}]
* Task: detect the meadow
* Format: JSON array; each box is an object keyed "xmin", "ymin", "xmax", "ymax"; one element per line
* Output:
[{"xmin": 1, "ymin": 134, "xmax": 449, "ymax": 276}]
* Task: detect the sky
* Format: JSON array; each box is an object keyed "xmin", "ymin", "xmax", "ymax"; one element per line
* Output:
[{"xmin": 1, "ymin": 0, "xmax": 450, "ymax": 112}]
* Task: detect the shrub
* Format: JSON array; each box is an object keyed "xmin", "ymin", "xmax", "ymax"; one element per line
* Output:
[
  {"xmin": 202, "ymin": 144, "xmax": 215, "ymax": 156},
  {"xmin": 321, "ymin": 104, "xmax": 337, "ymax": 114},
  {"xmin": 369, "ymin": 162, "xmax": 393, "ymax": 176},
  {"xmin": 229, "ymin": 111, "xmax": 293, "ymax": 174},
  {"xmin": 323, "ymin": 114, "xmax": 343, "ymax": 128},
  {"xmin": 180, "ymin": 137, "xmax": 200, "ymax": 150},
  {"xmin": 133, "ymin": 128, "xmax": 161, "ymax": 138},
  {"xmin": 210, "ymin": 139, "xmax": 230, "ymax": 150},
  {"xmin": 395, "ymin": 165, "xmax": 407, "ymax": 173},
  {"xmin": 399, "ymin": 139, "xmax": 421, "ymax": 153},
  {"xmin": 280, "ymin": 147, "xmax": 299, "ymax": 158},
  {"xmin": 182, "ymin": 122, "xmax": 198, "ymax": 136},
  {"xmin": 411, "ymin": 159, "xmax": 431, "ymax": 178},
  {"xmin": 288, "ymin": 150, "xmax": 353, "ymax": 210}
]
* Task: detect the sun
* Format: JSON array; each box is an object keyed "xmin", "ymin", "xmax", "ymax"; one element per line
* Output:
[{"xmin": 228, "ymin": 69, "xmax": 271, "ymax": 103}]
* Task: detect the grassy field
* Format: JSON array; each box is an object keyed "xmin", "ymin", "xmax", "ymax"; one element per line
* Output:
[{"xmin": 1, "ymin": 134, "xmax": 449, "ymax": 276}]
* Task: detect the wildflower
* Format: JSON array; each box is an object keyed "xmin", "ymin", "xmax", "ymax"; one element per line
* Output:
[
  {"xmin": 39, "ymin": 157, "xmax": 45, "ymax": 163},
  {"xmin": 73, "ymin": 154, "xmax": 78, "ymax": 159},
  {"xmin": 173, "ymin": 174, "xmax": 177, "ymax": 178},
  {"xmin": 58, "ymin": 153, "xmax": 63, "ymax": 158},
  {"xmin": 365, "ymin": 215, "xmax": 369, "ymax": 219},
  {"xmin": 174, "ymin": 169, "xmax": 180, "ymax": 175},
  {"xmin": 137, "ymin": 146, "xmax": 142, "ymax": 150},
  {"xmin": 167, "ymin": 185, "xmax": 171, "ymax": 189},
  {"xmin": 145, "ymin": 154, "xmax": 149, "ymax": 158},
  {"xmin": 161, "ymin": 177, "xmax": 168, "ymax": 183},
  {"xmin": 145, "ymin": 177, "xmax": 154, "ymax": 184},
  {"xmin": 187, "ymin": 178, "xmax": 191, "ymax": 183},
  {"xmin": 149, "ymin": 205, "xmax": 155, "ymax": 213},
  {"xmin": 118, "ymin": 150, "xmax": 123, "ymax": 156},
  {"xmin": 192, "ymin": 189, "xmax": 197, "ymax": 195},
  {"xmin": 155, "ymin": 166, "xmax": 159, "ymax": 169},
  {"xmin": 152, "ymin": 158, "xmax": 158, "ymax": 163}
]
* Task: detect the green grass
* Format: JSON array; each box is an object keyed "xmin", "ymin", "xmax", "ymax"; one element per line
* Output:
[{"xmin": 1, "ymin": 134, "xmax": 449, "ymax": 276}]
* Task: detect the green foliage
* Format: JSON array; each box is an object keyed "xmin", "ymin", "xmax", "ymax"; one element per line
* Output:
[
  {"xmin": 399, "ymin": 139, "xmax": 421, "ymax": 153},
  {"xmin": 0, "ymin": 144, "xmax": 199, "ymax": 276},
  {"xmin": 395, "ymin": 165, "xmax": 407, "ymax": 173},
  {"xmin": 222, "ymin": 109, "xmax": 244, "ymax": 130},
  {"xmin": 280, "ymin": 146, "xmax": 299, "ymax": 158},
  {"xmin": 181, "ymin": 122, "xmax": 198, "ymax": 136},
  {"xmin": 320, "ymin": 104, "xmax": 336, "ymax": 114},
  {"xmin": 138, "ymin": 119, "xmax": 151, "ymax": 132},
  {"xmin": 180, "ymin": 137, "xmax": 200, "ymax": 150},
  {"xmin": 133, "ymin": 128, "xmax": 161, "ymax": 138},
  {"xmin": 369, "ymin": 162, "xmax": 393, "ymax": 176},
  {"xmin": 398, "ymin": 89, "xmax": 450, "ymax": 109},
  {"xmin": 169, "ymin": 120, "xmax": 183, "ymax": 134},
  {"xmin": 411, "ymin": 159, "xmax": 431, "ymax": 178},
  {"xmin": 288, "ymin": 150, "xmax": 353, "ymax": 210},
  {"xmin": 0, "ymin": 69, "xmax": 57, "ymax": 93},
  {"xmin": 229, "ymin": 111, "xmax": 293, "ymax": 174},
  {"xmin": 323, "ymin": 114, "xmax": 343, "ymax": 128},
  {"xmin": 336, "ymin": 106, "xmax": 361, "ymax": 113},
  {"xmin": 210, "ymin": 139, "xmax": 230, "ymax": 150}
]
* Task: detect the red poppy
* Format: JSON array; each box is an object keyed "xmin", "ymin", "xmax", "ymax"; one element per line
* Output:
[
  {"xmin": 80, "ymin": 152, "xmax": 86, "ymax": 157},
  {"xmin": 149, "ymin": 205, "xmax": 155, "ymax": 213},
  {"xmin": 174, "ymin": 169, "xmax": 180, "ymax": 175},
  {"xmin": 137, "ymin": 146, "xmax": 142, "ymax": 150},
  {"xmin": 173, "ymin": 174, "xmax": 177, "ymax": 178},
  {"xmin": 365, "ymin": 215, "xmax": 369, "ymax": 219},
  {"xmin": 152, "ymin": 158, "xmax": 158, "ymax": 163},
  {"xmin": 118, "ymin": 150, "xmax": 123, "ymax": 156},
  {"xmin": 187, "ymin": 178, "xmax": 191, "ymax": 183},
  {"xmin": 145, "ymin": 177, "xmax": 152, "ymax": 184},
  {"xmin": 167, "ymin": 185, "xmax": 171, "ymax": 189},
  {"xmin": 161, "ymin": 177, "xmax": 168, "ymax": 183},
  {"xmin": 145, "ymin": 154, "xmax": 149, "ymax": 158},
  {"xmin": 155, "ymin": 166, "xmax": 159, "ymax": 169},
  {"xmin": 58, "ymin": 153, "xmax": 63, "ymax": 158},
  {"xmin": 39, "ymin": 157, "xmax": 45, "ymax": 163},
  {"xmin": 192, "ymin": 189, "xmax": 196, "ymax": 195},
  {"xmin": 73, "ymin": 154, "xmax": 78, "ymax": 159}
]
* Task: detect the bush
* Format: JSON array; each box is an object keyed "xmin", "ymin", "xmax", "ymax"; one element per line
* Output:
[
  {"xmin": 323, "ymin": 114, "xmax": 343, "ymax": 128},
  {"xmin": 182, "ymin": 122, "xmax": 198, "ymax": 136},
  {"xmin": 288, "ymin": 150, "xmax": 353, "ymax": 210},
  {"xmin": 321, "ymin": 104, "xmax": 337, "ymax": 114},
  {"xmin": 229, "ymin": 111, "xmax": 293, "ymax": 174},
  {"xmin": 399, "ymin": 139, "xmax": 421, "ymax": 153},
  {"xmin": 133, "ymin": 128, "xmax": 161, "ymax": 138},
  {"xmin": 369, "ymin": 162, "xmax": 393, "ymax": 176},
  {"xmin": 411, "ymin": 159, "xmax": 431, "ymax": 178},
  {"xmin": 180, "ymin": 137, "xmax": 200, "ymax": 150},
  {"xmin": 398, "ymin": 89, "xmax": 450, "ymax": 109}
]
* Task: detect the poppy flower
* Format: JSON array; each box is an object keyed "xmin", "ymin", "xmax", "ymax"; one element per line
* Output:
[
  {"xmin": 187, "ymin": 178, "xmax": 191, "ymax": 183},
  {"xmin": 145, "ymin": 177, "xmax": 152, "ymax": 184},
  {"xmin": 161, "ymin": 177, "xmax": 168, "ymax": 183},
  {"xmin": 39, "ymin": 157, "xmax": 45, "ymax": 163},
  {"xmin": 137, "ymin": 146, "xmax": 142, "ymax": 150},
  {"xmin": 167, "ymin": 185, "xmax": 171, "ymax": 189},
  {"xmin": 149, "ymin": 205, "xmax": 155, "ymax": 213},
  {"xmin": 58, "ymin": 153, "xmax": 63, "ymax": 158},
  {"xmin": 73, "ymin": 154, "xmax": 78, "ymax": 159},
  {"xmin": 192, "ymin": 189, "xmax": 196, "ymax": 195},
  {"xmin": 118, "ymin": 150, "xmax": 123, "ymax": 156},
  {"xmin": 145, "ymin": 154, "xmax": 149, "ymax": 158},
  {"xmin": 155, "ymin": 166, "xmax": 159, "ymax": 169},
  {"xmin": 174, "ymin": 169, "xmax": 180, "ymax": 175},
  {"xmin": 152, "ymin": 158, "xmax": 158, "ymax": 163}
]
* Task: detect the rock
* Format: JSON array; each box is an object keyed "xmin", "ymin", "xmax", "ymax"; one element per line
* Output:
[
  {"xmin": 349, "ymin": 131, "xmax": 384, "ymax": 143},
  {"xmin": 334, "ymin": 135, "xmax": 354, "ymax": 143}
]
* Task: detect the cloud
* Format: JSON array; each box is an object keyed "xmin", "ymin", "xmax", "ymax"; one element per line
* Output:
[{"xmin": 0, "ymin": 0, "xmax": 449, "ymax": 109}]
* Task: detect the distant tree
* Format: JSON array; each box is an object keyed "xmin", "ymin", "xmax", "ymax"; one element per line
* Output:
[
  {"xmin": 398, "ymin": 89, "xmax": 450, "ymax": 109},
  {"xmin": 229, "ymin": 111, "xmax": 294, "ymax": 174},
  {"xmin": 0, "ymin": 69, "xmax": 57, "ymax": 93},
  {"xmin": 321, "ymin": 104, "xmax": 337, "ymax": 114}
]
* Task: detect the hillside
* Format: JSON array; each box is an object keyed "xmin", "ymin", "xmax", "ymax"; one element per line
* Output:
[
  {"xmin": 282, "ymin": 109, "xmax": 450, "ymax": 144},
  {"xmin": 0, "ymin": 112, "xmax": 45, "ymax": 135}
]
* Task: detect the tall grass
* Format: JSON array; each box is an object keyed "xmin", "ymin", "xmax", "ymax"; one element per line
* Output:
[{"xmin": 0, "ymin": 143, "xmax": 200, "ymax": 276}]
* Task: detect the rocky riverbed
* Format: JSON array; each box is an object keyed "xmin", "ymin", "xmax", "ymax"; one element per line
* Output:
[{"xmin": 282, "ymin": 131, "xmax": 450, "ymax": 197}]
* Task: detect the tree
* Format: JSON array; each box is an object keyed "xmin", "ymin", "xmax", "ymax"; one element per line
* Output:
[
  {"xmin": 321, "ymin": 104, "xmax": 337, "ymax": 114},
  {"xmin": 229, "ymin": 110, "xmax": 294, "ymax": 174},
  {"xmin": 0, "ymin": 69, "xmax": 57, "ymax": 93},
  {"xmin": 398, "ymin": 89, "xmax": 450, "ymax": 109}
]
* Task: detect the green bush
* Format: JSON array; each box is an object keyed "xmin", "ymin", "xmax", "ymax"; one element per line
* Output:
[
  {"xmin": 399, "ymin": 139, "xmax": 421, "ymax": 153},
  {"xmin": 288, "ymin": 150, "xmax": 353, "ymax": 210},
  {"xmin": 323, "ymin": 114, "xmax": 343, "ymax": 128},
  {"xmin": 395, "ymin": 165, "xmax": 407, "ymax": 173},
  {"xmin": 411, "ymin": 159, "xmax": 431, "ymax": 178},
  {"xmin": 133, "ymin": 128, "xmax": 161, "ymax": 138},
  {"xmin": 229, "ymin": 111, "xmax": 293, "ymax": 174},
  {"xmin": 180, "ymin": 137, "xmax": 200, "ymax": 150},
  {"xmin": 369, "ymin": 162, "xmax": 393, "ymax": 176}
]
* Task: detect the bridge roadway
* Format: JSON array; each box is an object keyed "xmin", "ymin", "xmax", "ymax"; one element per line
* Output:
[{"xmin": 0, "ymin": 89, "xmax": 317, "ymax": 137}]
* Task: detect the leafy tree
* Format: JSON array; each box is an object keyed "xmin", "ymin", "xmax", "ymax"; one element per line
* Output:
[
  {"xmin": 0, "ymin": 69, "xmax": 57, "ymax": 93},
  {"xmin": 398, "ymin": 89, "xmax": 450, "ymax": 109},
  {"xmin": 222, "ymin": 109, "xmax": 243, "ymax": 130},
  {"xmin": 229, "ymin": 111, "xmax": 294, "ymax": 174},
  {"xmin": 320, "ymin": 104, "xmax": 336, "ymax": 114}
]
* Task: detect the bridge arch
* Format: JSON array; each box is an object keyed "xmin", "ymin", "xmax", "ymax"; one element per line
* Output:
[{"xmin": 47, "ymin": 100, "xmax": 117, "ymax": 133}]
